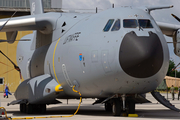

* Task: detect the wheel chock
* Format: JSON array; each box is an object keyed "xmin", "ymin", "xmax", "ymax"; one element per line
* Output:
[{"xmin": 128, "ymin": 114, "xmax": 138, "ymax": 117}]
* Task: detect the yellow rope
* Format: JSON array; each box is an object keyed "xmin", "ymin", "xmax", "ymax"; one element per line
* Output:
[
  {"xmin": 61, "ymin": 86, "xmax": 82, "ymax": 118},
  {"xmin": 2, "ymin": 85, "xmax": 82, "ymax": 119},
  {"xmin": 53, "ymin": 38, "xmax": 61, "ymax": 85}
]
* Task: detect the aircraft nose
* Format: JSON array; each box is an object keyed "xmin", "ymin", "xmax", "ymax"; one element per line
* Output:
[{"xmin": 119, "ymin": 31, "xmax": 164, "ymax": 78}]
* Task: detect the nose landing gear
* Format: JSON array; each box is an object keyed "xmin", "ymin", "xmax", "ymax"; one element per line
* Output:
[{"xmin": 105, "ymin": 94, "xmax": 136, "ymax": 116}]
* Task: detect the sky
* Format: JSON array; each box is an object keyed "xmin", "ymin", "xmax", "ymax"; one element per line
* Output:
[{"xmin": 62, "ymin": 0, "xmax": 180, "ymax": 65}]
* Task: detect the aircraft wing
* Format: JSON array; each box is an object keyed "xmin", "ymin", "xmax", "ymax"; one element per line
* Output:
[
  {"xmin": 0, "ymin": 16, "xmax": 37, "ymax": 32},
  {"xmin": 0, "ymin": 13, "xmax": 60, "ymax": 34},
  {"xmin": 157, "ymin": 21, "xmax": 180, "ymax": 37}
]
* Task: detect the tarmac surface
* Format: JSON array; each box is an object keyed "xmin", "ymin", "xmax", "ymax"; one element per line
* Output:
[{"xmin": 0, "ymin": 93, "xmax": 180, "ymax": 120}]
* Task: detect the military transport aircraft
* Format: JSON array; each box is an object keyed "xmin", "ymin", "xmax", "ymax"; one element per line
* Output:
[{"xmin": 0, "ymin": 0, "xmax": 180, "ymax": 116}]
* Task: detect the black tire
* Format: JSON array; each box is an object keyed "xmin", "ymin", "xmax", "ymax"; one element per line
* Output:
[
  {"xmin": 105, "ymin": 102, "xmax": 112, "ymax": 112},
  {"xmin": 40, "ymin": 104, "xmax": 46, "ymax": 114},
  {"xmin": 20, "ymin": 104, "xmax": 23, "ymax": 113},
  {"xmin": 22, "ymin": 104, "xmax": 26, "ymax": 113},
  {"xmin": 127, "ymin": 101, "xmax": 135, "ymax": 114},
  {"xmin": 26, "ymin": 104, "xmax": 33, "ymax": 114},
  {"xmin": 112, "ymin": 99, "xmax": 121, "ymax": 116}
]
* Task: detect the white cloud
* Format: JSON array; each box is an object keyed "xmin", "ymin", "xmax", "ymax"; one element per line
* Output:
[
  {"xmin": 62, "ymin": 0, "xmax": 173, "ymax": 8},
  {"xmin": 62, "ymin": 0, "xmax": 180, "ymax": 25},
  {"xmin": 62, "ymin": 0, "xmax": 179, "ymax": 19}
]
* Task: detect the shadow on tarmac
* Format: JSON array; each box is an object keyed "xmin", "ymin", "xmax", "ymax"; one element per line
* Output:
[{"xmin": 6, "ymin": 105, "xmax": 180, "ymax": 119}]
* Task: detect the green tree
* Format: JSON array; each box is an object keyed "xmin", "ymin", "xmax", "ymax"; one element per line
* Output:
[
  {"xmin": 176, "ymin": 71, "xmax": 180, "ymax": 78},
  {"xmin": 167, "ymin": 60, "xmax": 180, "ymax": 78},
  {"xmin": 167, "ymin": 60, "xmax": 175, "ymax": 77}
]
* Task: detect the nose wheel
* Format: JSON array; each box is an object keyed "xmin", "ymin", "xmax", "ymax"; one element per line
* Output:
[
  {"xmin": 105, "ymin": 102, "xmax": 112, "ymax": 112},
  {"xmin": 105, "ymin": 95, "xmax": 136, "ymax": 116},
  {"xmin": 126, "ymin": 100, "xmax": 135, "ymax": 114},
  {"xmin": 112, "ymin": 98, "xmax": 122, "ymax": 116}
]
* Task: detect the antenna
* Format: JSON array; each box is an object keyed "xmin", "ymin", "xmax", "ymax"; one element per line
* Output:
[{"xmin": 112, "ymin": 4, "xmax": 115, "ymax": 8}]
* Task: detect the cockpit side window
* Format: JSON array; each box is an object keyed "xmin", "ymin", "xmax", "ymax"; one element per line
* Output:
[
  {"xmin": 103, "ymin": 19, "xmax": 114, "ymax": 32},
  {"xmin": 123, "ymin": 19, "xmax": 138, "ymax": 28},
  {"xmin": 111, "ymin": 19, "xmax": 120, "ymax": 31},
  {"xmin": 138, "ymin": 19, "xmax": 153, "ymax": 28}
]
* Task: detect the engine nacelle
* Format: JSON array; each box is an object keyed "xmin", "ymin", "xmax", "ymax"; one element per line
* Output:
[{"xmin": 173, "ymin": 29, "xmax": 180, "ymax": 57}]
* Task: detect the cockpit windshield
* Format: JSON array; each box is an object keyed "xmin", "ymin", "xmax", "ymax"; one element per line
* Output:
[
  {"xmin": 138, "ymin": 19, "xmax": 153, "ymax": 28},
  {"xmin": 103, "ymin": 19, "xmax": 115, "ymax": 32},
  {"xmin": 111, "ymin": 19, "xmax": 120, "ymax": 31},
  {"xmin": 123, "ymin": 19, "xmax": 138, "ymax": 28},
  {"xmin": 123, "ymin": 19, "xmax": 153, "ymax": 29}
]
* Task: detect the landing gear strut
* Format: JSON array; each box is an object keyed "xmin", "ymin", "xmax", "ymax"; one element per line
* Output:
[
  {"xmin": 121, "ymin": 94, "xmax": 135, "ymax": 114},
  {"xmin": 121, "ymin": 94, "xmax": 126, "ymax": 111}
]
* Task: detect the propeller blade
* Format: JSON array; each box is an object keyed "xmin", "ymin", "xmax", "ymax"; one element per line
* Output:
[
  {"xmin": 0, "ymin": 50, "xmax": 20, "ymax": 71},
  {"xmin": 170, "ymin": 62, "xmax": 180, "ymax": 73},
  {"xmin": 171, "ymin": 14, "xmax": 180, "ymax": 22},
  {"xmin": 0, "ymin": 11, "xmax": 17, "ymax": 31},
  {"xmin": 167, "ymin": 41, "xmax": 180, "ymax": 43},
  {"xmin": 0, "ymin": 50, "xmax": 22, "ymax": 79},
  {"xmin": 0, "ymin": 39, "xmax": 30, "ymax": 43},
  {"xmin": 167, "ymin": 42, "xmax": 180, "ymax": 43}
]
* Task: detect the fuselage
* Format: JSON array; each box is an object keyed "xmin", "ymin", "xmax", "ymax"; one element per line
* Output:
[{"xmin": 16, "ymin": 7, "xmax": 169, "ymax": 99}]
